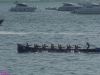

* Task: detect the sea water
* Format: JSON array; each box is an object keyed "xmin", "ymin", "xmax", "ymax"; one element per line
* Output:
[{"xmin": 0, "ymin": 0, "xmax": 100, "ymax": 75}]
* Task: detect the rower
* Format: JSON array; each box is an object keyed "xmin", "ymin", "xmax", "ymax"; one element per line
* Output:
[
  {"xmin": 58, "ymin": 44, "xmax": 62, "ymax": 49},
  {"xmin": 51, "ymin": 44, "xmax": 55, "ymax": 49},
  {"xmin": 67, "ymin": 45, "xmax": 72, "ymax": 52},
  {"xmin": 42, "ymin": 44, "xmax": 48, "ymax": 50},
  {"xmin": 26, "ymin": 43, "xmax": 31, "ymax": 47},
  {"xmin": 34, "ymin": 44, "xmax": 40, "ymax": 48},
  {"xmin": 26, "ymin": 43, "xmax": 29, "ymax": 47},
  {"xmin": 74, "ymin": 45, "xmax": 80, "ymax": 52},
  {"xmin": 86, "ymin": 42, "xmax": 90, "ymax": 49}
]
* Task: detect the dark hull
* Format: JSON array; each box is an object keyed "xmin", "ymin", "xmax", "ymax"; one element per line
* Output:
[
  {"xmin": 17, "ymin": 44, "xmax": 100, "ymax": 53},
  {"xmin": 0, "ymin": 19, "xmax": 4, "ymax": 24}
]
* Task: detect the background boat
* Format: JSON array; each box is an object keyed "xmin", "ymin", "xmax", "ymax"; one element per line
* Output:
[
  {"xmin": 45, "ymin": 7, "xmax": 57, "ymax": 10},
  {"xmin": 71, "ymin": 2, "xmax": 100, "ymax": 14},
  {"xmin": 57, "ymin": 3, "xmax": 82, "ymax": 11},
  {"xmin": 9, "ymin": 1, "xmax": 37, "ymax": 12}
]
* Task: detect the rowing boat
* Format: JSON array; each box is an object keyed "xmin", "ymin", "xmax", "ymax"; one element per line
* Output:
[
  {"xmin": 17, "ymin": 43, "xmax": 100, "ymax": 53},
  {"xmin": 0, "ymin": 19, "xmax": 4, "ymax": 24}
]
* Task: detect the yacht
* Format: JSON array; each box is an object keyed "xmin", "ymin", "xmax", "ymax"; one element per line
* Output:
[
  {"xmin": 9, "ymin": 1, "xmax": 37, "ymax": 12},
  {"xmin": 71, "ymin": 2, "xmax": 100, "ymax": 14},
  {"xmin": 57, "ymin": 3, "xmax": 82, "ymax": 11},
  {"xmin": 77, "ymin": 1, "xmax": 99, "ymax": 6}
]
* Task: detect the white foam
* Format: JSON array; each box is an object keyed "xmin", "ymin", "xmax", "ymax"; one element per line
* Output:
[
  {"xmin": 29, "ymin": 32, "xmax": 85, "ymax": 35},
  {"xmin": 0, "ymin": 31, "xmax": 29, "ymax": 35},
  {"xmin": 30, "ymin": 32, "xmax": 98, "ymax": 36},
  {"xmin": 0, "ymin": 31, "xmax": 99, "ymax": 36}
]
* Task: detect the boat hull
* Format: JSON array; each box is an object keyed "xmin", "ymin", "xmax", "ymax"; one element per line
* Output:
[
  {"xmin": 9, "ymin": 7, "xmax": 37, "ymax": 12},
  {"xmin": 17, "ymin": 44, "xmax": 100, "ymax": 53},
  {"xmin": 71, "ymin": 7, "xmax": 100, "ymax": 14},
  {"xmin": 0, "ymin": 19, "xmax": 4, "ymax": 24},
  {"xmin": 58, "ymin": 6, "xmax": 81, "ymax": 11}
]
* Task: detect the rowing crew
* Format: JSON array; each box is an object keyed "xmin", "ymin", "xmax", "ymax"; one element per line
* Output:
[{"xmin": 24, "ymin": 42, "xmax": 90, "ymax": 50}]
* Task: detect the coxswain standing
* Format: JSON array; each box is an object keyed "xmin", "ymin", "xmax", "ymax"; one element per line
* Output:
[{"xmin": 86, "ymin": 42, "xmax": 90, "ymax": 49}]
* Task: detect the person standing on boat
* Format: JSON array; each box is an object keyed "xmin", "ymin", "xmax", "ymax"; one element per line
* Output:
[{"xmin": 86, "ymin": 42, "xmax": 90, "ymax": 49}]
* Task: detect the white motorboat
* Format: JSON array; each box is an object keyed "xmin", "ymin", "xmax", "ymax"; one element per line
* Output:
[
  {"xmin": 45, "ymin": 7, "xmax": 57, "ymax": 10},
  {"xmin": 57, "ymin": 3, "xmax": 82, "ymax": 11},
  {"xmin": 71, "ymin": 2, "xmax": 100, "ymax": 14},
  {"xmin": 9, "ymin": 1, "xmax": 37, "ymax": 12}
]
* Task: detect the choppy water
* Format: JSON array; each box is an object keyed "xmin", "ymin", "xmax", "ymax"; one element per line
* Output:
[{"xmin": 1, "ymin": 1, "xmax": 100, "ymax": 75}]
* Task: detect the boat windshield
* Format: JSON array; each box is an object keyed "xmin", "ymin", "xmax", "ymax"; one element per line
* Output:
[
  {"xmin": 17, "ymin": 3, "xmax": 27, "ymax": 7},
  {"xmin": 63, "ymin": 3, "xmax": 73, "ymax": 6}
]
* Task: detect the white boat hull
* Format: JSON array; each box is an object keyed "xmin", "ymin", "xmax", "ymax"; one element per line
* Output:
[
  {"xmin": 9, "ymin": 7, "xmax": 37, "ymax": 12},
  {"xmin": 58, "ymin": 6, "xmax": 81, "ymax": 11}
]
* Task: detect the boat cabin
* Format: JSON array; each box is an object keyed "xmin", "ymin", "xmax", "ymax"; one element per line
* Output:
[
  {"xmin": 63, "ymin": 3, "xmax": 73, "ymax": 6},
  {"xmin": 16, "ymin": 3, "xmax": 28, "ymax": 7}
]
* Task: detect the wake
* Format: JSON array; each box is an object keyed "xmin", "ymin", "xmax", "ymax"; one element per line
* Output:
[{"xmin": 0, "ymin": 31, "xmax": 99, "ymax": 36}]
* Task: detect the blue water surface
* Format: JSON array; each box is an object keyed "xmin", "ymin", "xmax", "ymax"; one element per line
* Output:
[{"xmin": 0, "ymin": 1, "xmax": 100, "ymax": 75}]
